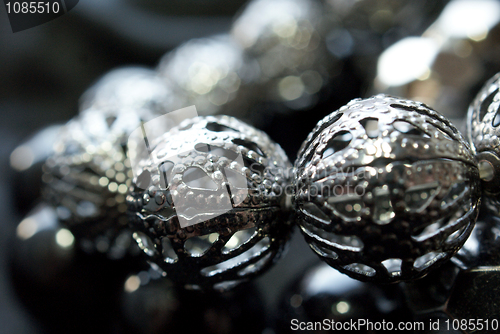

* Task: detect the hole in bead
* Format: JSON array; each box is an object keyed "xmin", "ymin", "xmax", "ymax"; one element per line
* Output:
[
  {"xmin": 359, "ymin": 118, "xmax": 379, "ymax": 138},
  {"xmin": 372, "ymin": 186, "xmax": 395, "ymax": 225},
  {"xmin": 413, "ymin": 252, "xmax": 447, "ymax": 271},
  {"xmin": 343, "ymin": 263, "xmax": 376, "ymax": 277},
  {"xmin": 446, "ymin": 225, "xmax": 468, "ymax": 244},
  {"xmin": 301, "ymin": 202, "xmax": 331, "ymax": 224},
  {"xmin": 232, "ymin": 138, "xmax": 267, "ymax": 157},
  {"xmin": 183, "ymin": 167, "xmax": 218, "ymax": 190},
  {"xmin": 135, "ymin": 170, "xmax": 152, "ymax": 189},
  {"xmin": 440, "ymin": 182, "xmax": 466, "ymax": 209},
  {"xmin": 194, "ymin": 143, "xmax": 240, "ymax": 161},
  {"xmin": 393, "ymin": 121, "xmax": 430, "ymax": 138},
  {"xmin": 412, "ymin": 218, "xmax": 448, "ymax": 242},
  {"xmin": 237, "ymin": 252, "xmax": 273, "ymax": 276},
  {"xmin": 493, "ymin": 107, "xmax": 500, "ymax": 127},
  {"xmin": 390, "ymin": 103, "xmax": 427, "ymax": 115},
  {"xmin": 480, "ymin": 89, "xmax": 498, "ymax": 121},
  {"xmin": 159, "ymin": 161, "xmax": 174, "ymax": 189},
  {"xmin": 322, "ymin": 131, "xmax": 352, "ymax": 158},
  {"xmin": 106, "ymin": 116, "xmax": 117, "ymax": 127},
  {"xmin": 222, "ymin": 227, "xmax": 257, "ymax": 254},
  {"xmin": 213, "ymin": 280, "xmax": 243, "ymax": 291},
  {"xmin": 184, "ymin": 233, "xmax": 218, "ymax": 257},
  {"xmin": 223, "ymin": 168, "xmax": 247, "ymax": 190},
  {"xmin": 381, "ymin": 258, "xmax": 402, "ymax": 277},
  {"xmin": 200, "ymin": 237, "xmax": 271, "ymax": 277},
  {"xmin": 404, "ymin": 181, "xmax": 440, "ymax": 212},
  {"xmin": 479, "ymin": 160, "xmax": 495, "ymax": 181},
  {"xmin": 434, "ymin": 126, "xmax": 453, "ymax": 140},
  {"xmin": 302, "ymin": 142, "xmax": 319, "ymax": 168},
  {"xmin": 243, "ymin": 158, "xmax": 266, "ymax": 175},
  {"xmin": 327, "ymin": 194, "xmax": 365, "ymax": 221},
  {"xmin": 309, "ymin": 241, "xmax": 339, "ymax": 259},
  {"xmin": 161, "ymin": 237, "xmax": 178, "ymax": 263},
  {"xmin": 206, "ymin": 122, "xmax": 239, "ymax": 133},
  {"xmin": 133, "ymin": 232, "xmax": 158, "ymax": 257},
  {"xmin": 313, "ymin": 112, "xmax": 344, "ymax": 142},
  {"xmin": 300, "ymin": 222, "xmax": 364, "ymax": 252}
]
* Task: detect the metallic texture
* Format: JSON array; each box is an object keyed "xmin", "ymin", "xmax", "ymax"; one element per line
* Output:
[
  {"xmin": 127, "ymin": 115, "xmax": 293, "ymax": 291},
  {"xmin": 294, "ymin": 94, "xmax": 481, "ymax": 283},
  {"xmin": 43, "ymin": 67, "xmax": 172, "ymax": 258},
  {"xmin": 467, "ymin": 72, "xmax": 500, "ymax": 216}
]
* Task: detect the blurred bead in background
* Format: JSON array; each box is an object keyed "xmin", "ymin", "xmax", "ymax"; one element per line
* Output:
[
  {"xmin": 373, "ymin": 0, "xmax": 500, "ymax": 126},
  {"xmin": 42, "ymin": 67, "xmax": 178, "ymax": 258},
  {"xmin": 404, "ymin": 212, "xmax": 500, "ymax": 333},
  {"xmin": 9, "ymin": 203, "xmax": 145, "ymax": 334},
  {"xmin": 121, "ymin": 273, "xmax": 266, "ymax": 334},
  {"xmin": 274, "ymin": 262, "xmax": 411, "ymax": 333},
  {"xmin": 157, "ymin": 34, "xmax": 258, "ymax": 116}
]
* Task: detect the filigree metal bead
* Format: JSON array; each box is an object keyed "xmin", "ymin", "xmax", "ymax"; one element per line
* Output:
[
  {"xmin": 43, "ymin": 68, "xmax": 173, "ymax": 258},
  {"xmin": 467, "ymin": 72, "xmax": 500, "ymax": 215},
  {"xmin": 127, "ymin": 115, "xmax": 293, "ymax": 291},
  {"xmin": 294, "ymin": 95, "xmax": 481, "ymax": 283}
]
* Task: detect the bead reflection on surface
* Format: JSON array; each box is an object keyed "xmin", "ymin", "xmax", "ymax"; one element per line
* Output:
[
  {"xmin": 404, "ymin": 213, "xmax": 500, "ymax": 333},
  {"xmin": 275, "ymin": 262, "xmax": 410, "ymax": 333},
  {"xmin": 121, "ymin": 273, "xmax": 266, "ymax": 334}
]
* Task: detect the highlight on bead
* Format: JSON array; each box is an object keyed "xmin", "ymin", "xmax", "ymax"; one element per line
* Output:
[{"xmin": 294, "ymin": 94, "xmax": 481, "ymax": 283}]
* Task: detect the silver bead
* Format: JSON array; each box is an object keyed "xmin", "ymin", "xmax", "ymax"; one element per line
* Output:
[
  {"xmin": 127, "ymin": 115, "xmax": 292, "ymax": 291},
  {"xmin": 294, "ymin": 94, "xmax": 481, "ymax": 283},
  {"xmin": 43, "ymin": 68, "xmax": 174, "ymax": 258},
  {"xmin": 467, "ymin": 72, "xmax": 500, "ymax": 215}
]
